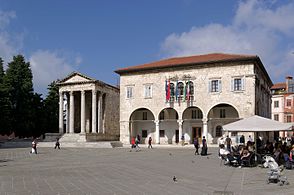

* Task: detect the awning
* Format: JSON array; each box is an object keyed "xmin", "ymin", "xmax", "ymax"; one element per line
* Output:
[{"xmin": 222, "ymin": 115, "xmax": 293, "ymax": 132}]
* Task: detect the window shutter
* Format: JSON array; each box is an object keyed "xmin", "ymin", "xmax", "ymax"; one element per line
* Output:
[
  {"xmin": 241, "ymin": 77, "xmax": 245, "ymax": 90},
  {"xmin": 231, "ymin": 79, "xmax": 234, "ymax": 91},
  {"xmin": 218, "ymin": 80, "xmax": 222, "ymax": 92},
  {"xmin": 208, "ymin": 80, "xmax": 211, "ymax": 92}
]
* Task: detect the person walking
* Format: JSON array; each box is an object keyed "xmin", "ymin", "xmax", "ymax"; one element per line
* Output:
[
  {"xmin": 240, "ymin": 135, "xmax": 245, "ymax": 145},
  {"xmin": 55, "ymin": 138, "xmax": 60, "ymax": 149},
  {"xmin": 30, "ymin": 139, "xmax": 37, "ymax": 154},
  {"xmin": 201, "ymin": 136, "xmax": 207, "ymax": 156},
  {"xmin": 148, "ymin": 137, "xmax": 153, "ymax": 149},
  {"xmin": 194, "ymin": 137, "xmax": 199, "ymax": 155},
  {"xmin": 225, "ymin": 135, "xmax": 232, "ymax": 152}
]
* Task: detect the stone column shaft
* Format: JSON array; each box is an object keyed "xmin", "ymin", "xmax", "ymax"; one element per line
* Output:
[
  {"xmin": 178, "ymin": 119, "xmax": 183, "ymax": 142},
  {"xmin": 92, "ymin": 90, "xmax": 97, "ymax": 133},
  {"xmin": 202, "ymin": 118, "xmax": 208, "ymax": 141},
  {"xmin": 58, "ymin": 92, "xmax": 64, "ymax": 134},
  {"xmin": 98, "ymin": 93, "xmax": 103, "ymax": 133},
  {"xmin": 69, "ymin": 91, "xmax": 75, "ymax": 133},
  {"xmin": 80, "ymin": 90, "xmax": 86, "ymax": 134},
  {"xmin": 66, "ymin": 94, "xmax": 69, "ymax": 133},
  {"xmin": 155, "ymin": 120, "xmax": 160, "ymax": 144}
]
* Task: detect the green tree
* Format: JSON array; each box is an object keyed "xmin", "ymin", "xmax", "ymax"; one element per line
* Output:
[
  {"xmin": 31, "ymin": 93, "xmax": 45, "ymax": 137},
  {"xmin": 44, "ymin": 80, "xmax": 59, "ymax": 133},
  {"xmin": 0, "ymin": 58, "xmax": 12, "ymax": 135},
  {"xmin": 4, "ymin": 55, "xmax": 34, "ymax": 137}
]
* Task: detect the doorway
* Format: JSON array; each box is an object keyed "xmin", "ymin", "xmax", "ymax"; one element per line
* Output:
[{"xmin": 192, "ymin": 127, "xmax": 202, "ymax": 143}]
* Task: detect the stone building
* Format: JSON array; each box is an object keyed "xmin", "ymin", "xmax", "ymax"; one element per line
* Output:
[
  {"xmin": 115, "ymin": 53, "xmax": 272, "ymax": 145},
  {"xmin": 271, "ymin": 76, "xmax": 294, "ymax": 138},
  {"xmin": 57, "ymin": 72, "xmax": 120, "ymax": 142}
]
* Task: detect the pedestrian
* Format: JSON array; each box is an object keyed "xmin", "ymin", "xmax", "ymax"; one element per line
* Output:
[
  {"xmin": 30, "ymin": 139, "xmax": 37, "ymax": 154},
  {"xmin": 225, "ymin": 135, "xmax": 232, "ymax": 152},
  {"xmin": 240, "ymin": 135, "xmax": 245, "ymax": 145},
  {"xmin": 55, "ymin": 138, "xmax": 60, "ymax": 149},
  {"xmin": 248, "ymin": 135, "xmax": 253, "ymax": 143},
  {"xmin": 201, "ymin": 136, "xmax": 207, "ymax": 156},
  {"xmin": 148, "ymin": 137, "xmax": 153, "ymax": 149},
  {"xmin": 135, "ymin": 136, "xmax": 140, "ymax": 150},
  {"xmin": 130, "ymin": 137, "xmax": 136, "ymax": 151},
  {"xmin": 194, "ymin": 137, "xmax": 199, "ymax": 155}
]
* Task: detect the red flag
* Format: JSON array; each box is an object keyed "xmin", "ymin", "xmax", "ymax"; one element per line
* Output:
[{"xmin": 167, "ymin": 80, "xmax": 171, "ymax": 101}]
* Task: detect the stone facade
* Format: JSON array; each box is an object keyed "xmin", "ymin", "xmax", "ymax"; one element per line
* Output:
[
  {"xmin": 116, "ymin": 53, "xmax": 272, "ymax": 145},
  {"xmin": 57, "ymin": 72, "xmax": 120, "ymax": 142}
]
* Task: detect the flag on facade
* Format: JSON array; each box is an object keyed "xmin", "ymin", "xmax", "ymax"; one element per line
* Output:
[
  {"xmin": 165, "ymin": 80, "xmax": 168, "ymax": 101},
  {"xmin": 187, "ymin": 81, "xmax": 190, "ymax": 101},
  {"xmin": 183, "ymin": 82, "xmax": 186, "ymax": 102},
  {"xmin": 167, "ymin": 80, "xmax": 171, "ymax": 101},
  {"xmin": 175, "ymin": 81, "xmax": 178, "ymax": 101}
]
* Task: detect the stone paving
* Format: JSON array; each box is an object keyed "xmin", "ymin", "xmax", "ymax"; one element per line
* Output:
[{"xmin": 0, "ymin": 146, "xmax": 293, "ymax": 195}]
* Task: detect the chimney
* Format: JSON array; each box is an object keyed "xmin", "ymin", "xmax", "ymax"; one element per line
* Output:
[
  {"xmin": 286, "ymin": 76, "xmax": 293, "ymax": 80},
  {"xmin": 286, "ymin": 76, "xmax": 293, "ymax": 93}
]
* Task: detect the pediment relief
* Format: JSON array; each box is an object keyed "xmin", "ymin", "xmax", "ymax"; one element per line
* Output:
[
  {"xmin": 64, "ymin": 75, "xmax": 91, "ymax": 83},
  {"xmin": 59, "ymin": 72, "xmax": 96, "ymax": 84}
]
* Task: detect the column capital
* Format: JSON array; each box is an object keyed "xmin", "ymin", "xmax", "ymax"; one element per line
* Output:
[
  {"xmin": 70, "ymin": 91, "xmax": 74, "ymax": 96},
  {"xmin": 177, "ymin": 119, "xmax": 183, "ymax": 125},
  {"xmin": 154, "ymin": 120, "xmax": 159, "ymax": 125},
  {"xmin": 81, "ymin": 90, "xmax": 85, "ymax": 95},
  {"xmin": 202, "ymin": 117, "xmax": 208, "ymax": 124},
  {"xmin": 59, "ymin": 91, "xmax": 63, "ymax": 96},
  {"xmin": 92, "ymin": 89, "xmax": 97, "ymax": 95}
]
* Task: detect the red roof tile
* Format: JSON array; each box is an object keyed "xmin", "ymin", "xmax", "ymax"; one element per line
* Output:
[
  {"xmin": 271, "ymin": 82, "xmax": 286, "ymax": 90},
  {"xmin": 115, "ymin": 53, "xmax": 257, "ymax": 74}
]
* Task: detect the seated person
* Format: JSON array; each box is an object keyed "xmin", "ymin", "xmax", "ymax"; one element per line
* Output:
[
  {"xmin": 219, "ymin": 144, "xmax": 237, "ymax": 164},
  {"xmin": 240, "ymin": 148, "xmax": 251, "ymax": 166}
]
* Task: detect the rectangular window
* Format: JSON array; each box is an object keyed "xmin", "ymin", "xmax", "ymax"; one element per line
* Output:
[
  {"xmin": 286, "ymin": 99, "xmax": 292, "ymax": 107},
  {"xmin": 286, "ymin": 115, "xmax": 292, "ymax": 123},
  {"xmin": 159, "ymin": 112, "xmax": 164, "ymax": 120},
  {"xmin": 234, "ymin": 78, "xmax": 242, "ymax": 91},
  {"xmin": 209, "ymin": 79, "xmax": 221, "ymax": 92},
  {"xmin": 192, "ymin": 110, "xmax": 196, "ymax": 119},
  {"xmin": 274, "ymin": 114, "xmax": 279, "ymax": 121},
  {"xmin": 144, "ymin": 84, "xmax": 152, "ymax": 98},
  {"xmin": 159, "ymin": 130, "xmax": 165, "ymax": 137},
  {"xmin": 197, "ymin": 110, "xmax": 203, "ymax": 119},
  {"xmin": 220, "ymin": 109, "xmax": 226, "ymax": 118},
  {"xmin": 211, "ymin": 80, "xmax": 219, "ymax": 92},
  {"xmin": 142, "ymin": 130, "xmax": 147, "ymax": 138},
  {"xmin": 126, "ymin": 86, "xmax": 133, "ymax": 99},
  {"xmin": 274, "ymin": 101, "xmax": 279, "ymax": 108},
  {"xmin": 143, "ymin": 112, "xmax": 147, "ymax": 120}
]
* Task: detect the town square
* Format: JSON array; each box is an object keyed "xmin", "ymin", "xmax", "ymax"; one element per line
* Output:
[{"xmin": 1, "ymin": 1, "xmax": 294, "ymax": 195}]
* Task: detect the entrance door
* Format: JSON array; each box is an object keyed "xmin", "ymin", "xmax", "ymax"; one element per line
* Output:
[
  {"xmin": 175, "ymin": 130, "xmax": 179, "ymax": 143},
  {"xmin": 192, "ymin": 127, "xmax": 202, "ymax": 143}
]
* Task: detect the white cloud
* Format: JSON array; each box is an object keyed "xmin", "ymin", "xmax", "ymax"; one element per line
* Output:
[
  {"xmin": 30, "ymin": 50, "xmax": 81, "ymax": 96},
  {"xmin": 0, "ymin": 10, "xmax": 21, "ymax": 63},
  {"xmin": 0, "ymin": 10, "xmax": 15, "ymax": 29},
  {"xmin": 161, "ymin": 0, "xmax": 294, "ymax": 82}
]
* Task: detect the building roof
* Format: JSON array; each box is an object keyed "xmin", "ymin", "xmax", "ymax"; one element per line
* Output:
[
  {"xmin": 115, "ymin": 53, "xmax": 257, "ymax": 74},
  {"xmin": 115, "ymin": 53, "xmax": 273, "ymax": 86},
  {"xmin": 271, "ymin": 82, "xmax": 286, "ymax": 90}
]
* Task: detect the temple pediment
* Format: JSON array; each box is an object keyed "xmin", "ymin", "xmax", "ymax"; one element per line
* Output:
[{"xmin": 60, "ymin": 72, "xmax": 96, "ymax": 84}]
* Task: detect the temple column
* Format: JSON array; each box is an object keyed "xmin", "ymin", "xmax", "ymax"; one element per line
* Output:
[
  {"xmin": 98, "ymin": 92, "xmax": 103, "ymax": 133},
  {"xmin": 58, "ymin": 91, "xmax": 64, "ymax": 134},
  {"xmin": 92, "ymin": 90, "xmax": 97, "ymax": 133},
  {"xmin": 80, "ymin": 90, "xmax": 86, "ymax": 134},
  {"xmin": 66, "ymin": 93, "xmax": 69, "ymax": 133},
  {"xmin": 155, "ymin": 120, "xmax": 160, "ymax": 144},
  {"xmin": 69, "ymin": 91, "xmax": 75, "ymax": 133}
]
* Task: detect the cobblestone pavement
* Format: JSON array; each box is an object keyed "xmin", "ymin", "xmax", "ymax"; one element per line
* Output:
[{"xmin": 0, "ymin": 146, "xmax": 293, "ymax": 195}]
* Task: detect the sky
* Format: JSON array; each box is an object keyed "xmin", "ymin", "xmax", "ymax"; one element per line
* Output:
[{"xmin": 0, "ymin": 0, "xmax": 294, "ymax": 97}]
